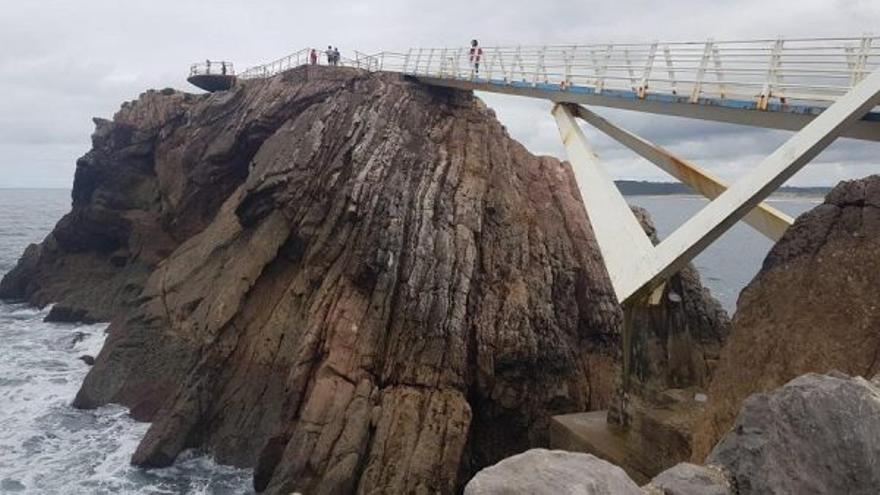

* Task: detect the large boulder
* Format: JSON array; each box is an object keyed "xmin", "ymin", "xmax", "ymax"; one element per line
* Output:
[
  {"xmin": 692, "ymin": 175, "xmax": 880, "ymax": 459},
  {"xmin": 464, "ymin": 449, "xmax": 643, "ymax": 495},
  {"xmin": 707, "ymin": 372, "xmax": 880, "ymax": 494}
]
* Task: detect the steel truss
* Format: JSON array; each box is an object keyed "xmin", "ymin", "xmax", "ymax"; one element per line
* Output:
[{"xmin": 553, "ymin": 69, "xmax": 880, "ymax": 306}]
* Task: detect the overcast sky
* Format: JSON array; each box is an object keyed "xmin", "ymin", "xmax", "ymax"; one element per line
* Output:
[{"xmin": 1, "ymin": 0, "xmax": 877, "ymax": 188}]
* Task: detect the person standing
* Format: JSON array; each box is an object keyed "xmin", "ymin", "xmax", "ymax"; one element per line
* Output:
[
  {"xmin": 333, "ymin": 47, "xmax": 341, "ymax": 66},
  {"xmin": 469, "ymin": 39, "xmax": 483, "ymax": 76},
  {"xmin": 325, "ymin": 46, "xmax": 334, "ymax": 65},
  {"xmin": 310, "ymin": 49, "xmax": 318, "ymax": 65},
  {"xmin": 205, "ymin": 59, "xmax": 211, "ymax": 75}
]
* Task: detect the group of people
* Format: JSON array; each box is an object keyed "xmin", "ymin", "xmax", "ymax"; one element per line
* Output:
[
  {"xmin": 304, "ymin": 40, "xmax": 482, "ymax": 72},
  {"xmin": 309, "ymin": 47, "xmax": 340, "ymax": 66}
]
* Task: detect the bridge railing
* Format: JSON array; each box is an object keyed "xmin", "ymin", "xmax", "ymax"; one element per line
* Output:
[
  {"xmin": 190, "ymin": 61, "xmax": 235, "ymax": 77},
  {"xmin": 389, "ymin": 37, "xmax": 878, "ymax": 108},
  {"xmin": 239, "ymin": 48, "xmax": 313, "ymax": 79}
]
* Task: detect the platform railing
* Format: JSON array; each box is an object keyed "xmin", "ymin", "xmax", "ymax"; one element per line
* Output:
[
  {"xmin": 239, "ymin": 49, "xmax": 313, "ymax": 79},
  {"xmin": 190, "ymin": 61, "xmax": 235, "ymax": 77}
]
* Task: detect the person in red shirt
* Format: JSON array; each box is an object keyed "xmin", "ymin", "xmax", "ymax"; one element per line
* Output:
[
  {"xmin": 469, "ymin": 39, "xmax": 483, "ymax": 76},
  {"xmin": 310, "ymin": 49, "xmax": 318, "ymax": 65}
]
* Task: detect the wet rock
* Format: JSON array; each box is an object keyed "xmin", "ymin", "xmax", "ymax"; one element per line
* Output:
[
  {"xmin": 707, "ymin": 372, "xmax": 880, "ymax": 495},
  {"xmin": 79, "ymin": 355, "xmax": 96, "ymax": 366},
  {"xmin": 46, "ymin": 306, "xmax": 98, "ymax": 324},
  {"xmin": 69, "ymin": 331, "xmax": 87, "ymax": 346},
  {"xmin": 464, "ymin": 449, "xmax": 642, "ymax": 495},
  {"xmin": 692, "ymin": 176, "xmax": 880, "ymax": 460},
  {"xmin": 644, "ymin": 463, "xmax": 731, "ymax": 495}
]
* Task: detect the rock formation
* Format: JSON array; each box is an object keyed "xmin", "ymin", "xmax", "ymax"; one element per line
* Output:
[
  {"xmin": 0, "ymin": 83, "xmax": 290, "ymax": 322},
  {"xmin": 29, "ymin": 66, "xmax": 627, "ymax": 493},
  {"xmin": 1, "ymin": 65, "xmax": 728, "ymax": 493},
  {"xmin": 692, "ymin": 175, "xmax": 880, "ymax": 460}
]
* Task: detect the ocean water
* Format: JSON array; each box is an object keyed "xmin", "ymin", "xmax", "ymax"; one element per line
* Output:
[
  {"xmin": 0, "ymin": 189, "xmax": 821, "ymax": 493},
  {"xmin": 0, "ymin": 189, "xmax": 253, "ymax": 495}
]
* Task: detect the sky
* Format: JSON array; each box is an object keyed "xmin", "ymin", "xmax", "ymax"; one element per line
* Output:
[{"xmin": 0, "ymin": 0, "xmax": 878, "ymax": 188}]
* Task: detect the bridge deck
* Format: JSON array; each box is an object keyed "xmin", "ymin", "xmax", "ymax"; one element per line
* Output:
[{"xmin": 414, "ymin": 75, "xmax": 880, "ymax": 141}]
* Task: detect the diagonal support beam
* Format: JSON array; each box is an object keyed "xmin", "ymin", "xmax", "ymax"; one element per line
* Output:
[
  {"xmin": 552, "ymin": 103, "xmax": 657, "ymax": 302},
  {"xmin": 642, "ymin": 68, "xmax": 880, "ymax": 301},
  {"xmin": 567, "ymin": 103, "xmax": 793, "ymax": 241}
]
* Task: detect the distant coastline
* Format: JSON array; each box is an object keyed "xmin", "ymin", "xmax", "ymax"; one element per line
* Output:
[{"xmin": 615, "ymin": 180, "xmax": 831, "ymax": 198}]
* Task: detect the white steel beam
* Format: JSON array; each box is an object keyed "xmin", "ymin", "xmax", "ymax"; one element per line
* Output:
[
  {"xmin": 641, "ymin": 68, "xmax": 880, "ymax": 301},
  {"xmin": 568, "ymin": 103, "xmax": 793, "ymax": 241},
  {"xmin": 552, "ymin": 104, "xmax": 657, "ymax": 301}
]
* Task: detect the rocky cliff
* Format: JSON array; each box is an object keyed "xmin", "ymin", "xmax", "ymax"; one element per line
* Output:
[
  {"xmin": 692, "ymin": 175, "xmax": 880, "ymax": 460},
  {"xmin": 1, "ymin": 66, "xmax": 727, "ymax": 493}
]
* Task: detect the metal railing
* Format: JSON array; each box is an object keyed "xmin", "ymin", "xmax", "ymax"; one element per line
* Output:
[
  {"xmin": 190, "ymin": 61, "xmax": 235, "ymax": 77},
  {"xmin": 236, "ymin": 37, "xmax": 878, "ymax": 108},
  {"xmin": 392, "ymin": 37, "xmax": 878, "ymax": 108}
]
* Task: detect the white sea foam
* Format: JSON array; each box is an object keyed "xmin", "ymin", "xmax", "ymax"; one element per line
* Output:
[
  {"xmin": 0, "ymin": 304, "xmax": 254, "ymax": 494},
  {"xmin": 0, "ymin": 189, "xmax": 253, "ymax": 494}
]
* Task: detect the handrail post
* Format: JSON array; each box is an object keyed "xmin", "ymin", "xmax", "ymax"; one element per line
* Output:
[
  {"xmin": 712, "ymin": 45, "xmax": 726, "ymax": 98},
  {"xmin": 532, "ymin": 46, "xmax": 546, "ymax": 86},
  {"xmin": 638, "ymin": 42, "xmax": 658, "ymax": 98},
  {"xmin": 563, "ymin": 46, "xmax": 573, "ymax": 89},
  {"xmin": 759, "ymin": 38, "xmax": 784, "ymax": 110},
  {"xmin": 597, "ymin": 44, "xmax": 612, "ymax": 94},
  {"xmin": 426, "ymin": 48, "xmax": 435, "ymax": 77},
  {"xmin": 403, "ymin": 48, "xmax": 413, "ymax": 74},
  {"xmin": 854, "ymin": 35, "xmax": 872, "ymax": 85},
  {"xmin": 691, "ymin": 39, "xmax": 713, "ymax": 103},
  {"xmin": 624, "ymin": 47, "xmax": 636, "ymax": 90},
  {"xmin": 663, "ymin": 45, "xmax": 678, "ymax": 95}
]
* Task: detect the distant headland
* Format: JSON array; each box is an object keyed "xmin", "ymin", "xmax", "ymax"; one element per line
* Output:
[{"xmin": 616, "ymin": 180, "xmax": 831, "ymax": 197}]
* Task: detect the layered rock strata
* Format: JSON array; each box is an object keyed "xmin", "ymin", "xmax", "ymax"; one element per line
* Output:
[{"xmin": 2, "ymin": 66, "xmax": 729, "ymax": 493}]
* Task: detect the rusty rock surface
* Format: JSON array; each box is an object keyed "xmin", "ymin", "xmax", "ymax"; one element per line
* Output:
[{"xmin": 692, "ymin": 175, "xmax": 880, "ymax": 461}]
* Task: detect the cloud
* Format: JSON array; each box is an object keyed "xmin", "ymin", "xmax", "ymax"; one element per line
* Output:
[{"xmin": 0, "ymin": 0, "xmax": 877, "ymax": 188}]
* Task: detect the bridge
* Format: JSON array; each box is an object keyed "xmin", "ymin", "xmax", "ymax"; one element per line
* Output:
[{"xmin": 190, "ymin": 37, "xmax": 880, "ymax": 308}]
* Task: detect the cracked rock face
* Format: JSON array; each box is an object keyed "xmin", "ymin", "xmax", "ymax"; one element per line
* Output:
[
  {"xmin": 692, "ymin": 175, "xmax": 880, "ymax": 461},
  {"xmin": 58, "ymin": 67, "xmax": 627, "ymax": 493}
]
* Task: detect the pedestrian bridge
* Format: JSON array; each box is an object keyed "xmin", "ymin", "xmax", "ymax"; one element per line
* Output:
[{"xmin": 199, "ymin": 36, "xmax": 880, "ymax": 308}]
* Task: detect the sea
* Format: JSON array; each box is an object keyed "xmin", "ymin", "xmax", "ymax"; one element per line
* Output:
[
  {"xmin": 0, "ymin": 188, "xmax": 820, "ymax": 494},
  {"xmin": 0, "ymin": 190, "xmax": 253, "ymax": 494}
]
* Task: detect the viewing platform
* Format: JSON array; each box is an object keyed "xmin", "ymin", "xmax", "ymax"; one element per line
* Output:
[{"xmin": 187, "ymin": 60, "xmax": 236, "ymax": 92}]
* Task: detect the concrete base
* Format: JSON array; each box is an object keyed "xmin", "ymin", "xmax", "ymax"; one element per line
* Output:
[
  {"xmin": 550, "ymin": 411, "xmax": 651, "ymax": 484},
  {"xmin": 550, "ymin": 396, "xmax": 702, "ymax": 485}
]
